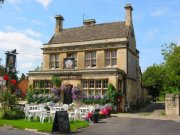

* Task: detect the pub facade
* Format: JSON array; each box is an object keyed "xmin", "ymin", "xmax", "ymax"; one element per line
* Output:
[{"xmin": 28, "ymin": 4, "xmax": 143, "ymax": 106}]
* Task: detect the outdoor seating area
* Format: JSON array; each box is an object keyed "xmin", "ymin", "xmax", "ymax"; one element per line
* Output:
[{"xmin": 23, "ymin": 102, "xmax": 112, "ymax": 124}]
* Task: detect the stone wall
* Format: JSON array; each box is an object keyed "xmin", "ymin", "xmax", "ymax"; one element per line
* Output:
[{"xmin": 165, "ymin": 94, "xmax": 180, "ymax": 116}]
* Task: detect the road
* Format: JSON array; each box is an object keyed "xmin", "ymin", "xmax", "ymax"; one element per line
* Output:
[{"xmin": 73, "ymin": 117, "xmax": 180, "ymax": 135}]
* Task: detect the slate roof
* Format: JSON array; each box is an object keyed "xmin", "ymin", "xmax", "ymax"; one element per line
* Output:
[{"xmin": 47, "ymin": 21, "xmax": 129, "ymax": 44}]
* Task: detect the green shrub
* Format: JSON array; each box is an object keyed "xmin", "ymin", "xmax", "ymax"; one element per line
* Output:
[
  {"xmin": 2, "ymin": 108, "xmax": 25, "ymax": 119},
  {"xmin": 0, "ymin": 90, "xmax": 24, "ymax": 119}
]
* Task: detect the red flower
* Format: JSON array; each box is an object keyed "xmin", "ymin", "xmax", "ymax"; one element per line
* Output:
[
  {"xmin": 11, "ymin": 79, "xmax": 16, "ymax": 85},
  {"xmin": 3, "ymin": 75, "xmax": 9, "ymax": 80},
  {"xmin": 88, "ymin": 112, "xmax": 92, "ymax": 118}
]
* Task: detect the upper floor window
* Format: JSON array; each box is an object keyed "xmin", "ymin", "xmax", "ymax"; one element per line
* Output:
[
  {"xmin": 67, "ymin": 53, "xmax": 77, "ymax": 68},
  {"xmin": 85, "ymin": 51, "xmax": 96, "ymax": 68},
  {"xmin": 105, "ymin": 50, "xmax": 117, "ymax": 67},
  {"xmin": 50, "ymin": 54, "xmax": 59, "ymax": 69}
]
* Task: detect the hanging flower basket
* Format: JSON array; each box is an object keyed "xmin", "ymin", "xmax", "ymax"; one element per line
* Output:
[
  {"xmin": 3, "ymin": 75, "xmax": 8, "ymax": 80},
  {"xmin": 11, "ymin": 79, "xmax": 16, "ymax": 85}
]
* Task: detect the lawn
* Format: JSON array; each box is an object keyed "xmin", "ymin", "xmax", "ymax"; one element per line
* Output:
[{"xmin": 0, "ymin": 119, "xmax": 89, "ymax": 132}]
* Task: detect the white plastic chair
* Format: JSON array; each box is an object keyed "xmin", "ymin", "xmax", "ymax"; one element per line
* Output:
[
  {"xmin": 62, "ymin": 104, "xmax": 69, "ymax": 111},
  {"xmin": 40, "ymin": 111, "xmax": 51, "ymax": 123}
]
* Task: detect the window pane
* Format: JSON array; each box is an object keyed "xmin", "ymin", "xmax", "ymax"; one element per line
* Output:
[
  {"xmin": 105, "ymin": 51, "xmax": 110, "ymax": 58},
  {"xmin": 112, "ymin": 50, "xmax": 117, "ymax": 57},
  {"xmin": 82, "ymin": 90, "xmax": 87, "ymax": 96},
  {"xmin": 55, "ymin": 54, "xmax": 59, "ymax": 60},
  {"xmin": 55, "ymin": 62, "xmax": 59, "ymax": 68},
  {"xmin": 85, "ymin": 53, "xmax": 91, "ymax": 60},
  {"xmin": 95, "ymin": 90, "xmax": 101, "ymax": 96},
  {"xmin": 91, "ymin": 60, "xmax": 96, "ymax": 67},
  {"xmin": 103, "ymin": 80, "xmax": 108, "ymax": 88},
  {"xmin": 50, "ymin": 55, "xmax": 55, "ymax": 61},
  {"xmin": 86, "ymin": 60, "xmax": 90, "ymax": 67},
  {"xmin": 112, "ymin": 58, "xmax": 117, "ymax": 66},
  {"xmin": 91, "ymin": 52, "xmax": 96, "ymax": 59},
  {"xmin": 96, "ymin": 80, "xmax": 101, "ymax": 88},
  {"xmin": 50, "ymin": 54, "xmax": 59, "ymax": 69},
  {"xmin": 102, "ymin": 89, "xmax": 106, "ymax": 95},
  {"xmin": 89, "ymin": 80, "xmax": 94, "ymax": 88},
  {"xmin": 88, "ymin": 89, "xmax": 94, "ymax": 96},
  {"xmin": 82, "ymin": 80, "xmax": 88, "ymax": 88},
  {"xmin": 105, "ymin": 59, "xmax": 110, "ymax": 66}
]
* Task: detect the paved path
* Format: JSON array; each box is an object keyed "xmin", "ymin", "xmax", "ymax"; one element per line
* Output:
[{"xmin": 113, "ymin": 102, "xmax": 180, "ymax": 122}]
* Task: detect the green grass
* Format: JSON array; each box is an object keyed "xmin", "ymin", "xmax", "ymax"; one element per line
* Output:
[
  {"xmin": 0, "ymin": 119, "xmax": 89, "ymax": 132},
  {"xmin": 141, "ymin": 112, "xmax": 151, "ymax": 116},
  {"xmin": 161, "ymin": 111, "xmax": 166, "ymax": 116}
]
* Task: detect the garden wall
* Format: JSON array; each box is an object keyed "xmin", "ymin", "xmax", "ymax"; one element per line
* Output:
[{"xmin": 165, "ymin": 94, "xmax": 180, "ymax": 116}]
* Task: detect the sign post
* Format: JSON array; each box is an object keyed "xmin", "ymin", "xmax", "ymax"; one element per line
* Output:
[{"xmin": 5, "ymin": 49, "xmax": 18, "ymax": 92}]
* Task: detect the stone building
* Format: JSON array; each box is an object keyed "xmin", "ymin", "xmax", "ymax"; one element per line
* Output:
[{"xmin": 29, "ymin": 4, "xmax": 142, "ymax": 107}]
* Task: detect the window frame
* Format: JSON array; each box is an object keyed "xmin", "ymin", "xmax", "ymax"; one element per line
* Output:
[
  {"xmin": 85, "ymin": 51, "xmax": 96, "ymax": 68},
  {"xmin": 105, "ymin": 50, "xmax": 117, "ymax": 67},
  {"xmin": 50, "ymin": 54, "xmax": 59, "ymax": 69}
]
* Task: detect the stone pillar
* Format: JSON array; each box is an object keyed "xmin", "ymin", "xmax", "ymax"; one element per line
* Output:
[{"xmin": 165, "ymin": 94, "xmax": 180, "ymax": 116}]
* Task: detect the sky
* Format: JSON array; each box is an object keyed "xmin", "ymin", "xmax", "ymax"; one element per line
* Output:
[{"xmin": 0, "ymin": 0, "xmax": 179, "ymax": 76}]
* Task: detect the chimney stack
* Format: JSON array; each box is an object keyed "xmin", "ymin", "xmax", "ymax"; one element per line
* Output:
[
  {"xmin": 124, "ymin": 4, "xmax": 133, "ymax": 26},
  {"xmin": 83, "ymin": 19, "xmax": 96, "ymax": 27},
  {"xmin": 55, "ymin": 15, "xmax": 64, "ymax": 33}
]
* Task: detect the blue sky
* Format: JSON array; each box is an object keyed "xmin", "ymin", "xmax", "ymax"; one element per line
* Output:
[{"xmin": 0, "ymin": 0, "xmax": 179, "ymax": 76}]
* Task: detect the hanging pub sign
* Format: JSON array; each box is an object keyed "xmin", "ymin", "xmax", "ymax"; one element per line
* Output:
[
  {"xmin": 64, "ymin": 58, "xmax": 75, "ymax": 69},
  {"xmin": 6, "ymin": 53, "xmax": 16, "ymax": 68},
  {"xmin": 5, "ymin": 49, "xmax": 17, "ymax": 74}
]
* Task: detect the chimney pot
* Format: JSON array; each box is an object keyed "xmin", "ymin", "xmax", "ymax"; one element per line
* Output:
[{"xmin": 83, "ymin": 19, "xmax": 96, "ymax": 26}]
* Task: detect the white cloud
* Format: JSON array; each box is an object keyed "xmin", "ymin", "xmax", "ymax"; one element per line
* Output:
[
  {"xmin": 3, "ymin": 26, "xmax": 42, "ymax": 39},
  {"xmin": 23, "ymin": 29, "xmax": 42, "ymax": 39},
  {"xmin": 36, "ymin": 0, "xmax": 52, "ymax": 9},
  {"xmin": 20, "ymin": 62, "xmax": 34, "ymax": 69},
  {"xmin": 0, "ymin": 31, "xmax": 42, "ymax": 74}
]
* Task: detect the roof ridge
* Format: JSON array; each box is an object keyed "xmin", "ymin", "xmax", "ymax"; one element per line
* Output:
[{"xmin": 61, "ymin": 21, "xmax": 125, "ymax": 31}]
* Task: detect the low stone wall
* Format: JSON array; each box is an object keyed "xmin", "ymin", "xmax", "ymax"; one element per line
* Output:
[{"xmin": 165, "ymin": 94, "xmax": 180, "ymax": 116}]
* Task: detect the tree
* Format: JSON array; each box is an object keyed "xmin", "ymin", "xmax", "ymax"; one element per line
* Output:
[
  {"xmin": 51, "ymin": 75, "xmax": 62, "ymax": 102},
  {"xmin": 102, "ymin": 83, "xmax": 118, "ymax": 106},
  {"xmin": 143, "ymin": 43, "xmax": 180, "ymax": 97},
  {"xmin": 34, "ymin": 63, "xmax": 43, "ymax": 71},
  {"xmin": 51, "ymin": 75, "xmax": 61, "ymax": 88},
  {"xmin": 161, "ymin": 43, "xmax": 180, "ymax": 93},
  {"xmin": 142, "ymin": 64, "xmax": 166, "ymax": 99}
]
